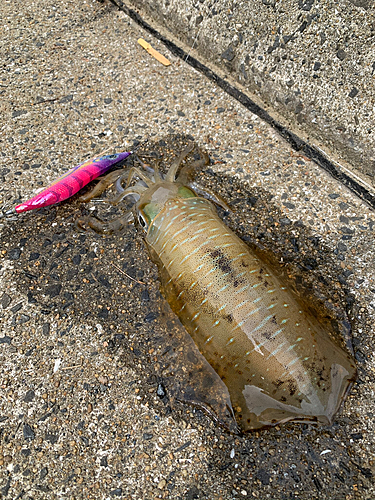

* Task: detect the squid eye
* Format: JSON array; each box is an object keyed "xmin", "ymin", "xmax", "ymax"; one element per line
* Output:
[{"xmin": 138, "ymin": 214, "xmax": 147, "ymax": 229}]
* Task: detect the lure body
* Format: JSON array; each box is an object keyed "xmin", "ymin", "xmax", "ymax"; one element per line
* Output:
[{"xmin": 14, "ymin": 152, "xmax": 131, "ymax": 214}]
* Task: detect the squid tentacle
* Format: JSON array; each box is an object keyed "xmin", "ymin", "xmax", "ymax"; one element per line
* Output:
[
  {"xmin": 75, "ymin": 210, "xmax": 134, "ymax": 234},
  {"xmin": 80, "ymin": 168, "xmax": 129, "ymax": 202},
  {"xmin": 110, "ymin": 186, "xmax": 146, "ymax": 206},
  {"xmin": 166, "ymin": 142, "xmax": 195, "ymax": 182}
]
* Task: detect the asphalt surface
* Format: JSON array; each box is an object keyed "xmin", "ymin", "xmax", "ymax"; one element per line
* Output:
[{"xmin": 0, "ymin": 1, "xmax": 374, "ymax": 499}]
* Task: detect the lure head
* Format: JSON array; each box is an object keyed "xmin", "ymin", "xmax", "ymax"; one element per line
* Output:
[
  {"xmin": 136, "ymin": 182, "xmax": 196, "ymax": 232},
  {"xmin": 99, "ymin": 153, "xmax": 128, "ymax": 161},
  {"xmin": 94, "ymin": 152, "xmax": 132, "ymax": 165}
]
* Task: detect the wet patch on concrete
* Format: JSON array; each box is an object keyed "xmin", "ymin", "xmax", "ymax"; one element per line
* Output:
[{"xmin": 1, "ymin": 134, "xmax": 373, "ymax": 499}]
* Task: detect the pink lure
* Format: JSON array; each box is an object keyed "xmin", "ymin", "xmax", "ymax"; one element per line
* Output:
[{"xmin": 14, "ymin": 152, "xmax": 132, "ymax": 214}]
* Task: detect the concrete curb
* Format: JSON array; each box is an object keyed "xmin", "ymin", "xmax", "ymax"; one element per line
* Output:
[{"xmin": 112, "ymin": 0, "xmax": 375, "ymax": 191}]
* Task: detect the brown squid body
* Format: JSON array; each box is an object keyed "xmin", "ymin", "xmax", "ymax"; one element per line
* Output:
[{"xmin": 142, "ymin": 192, "xmax": 356, "ymax": 430}]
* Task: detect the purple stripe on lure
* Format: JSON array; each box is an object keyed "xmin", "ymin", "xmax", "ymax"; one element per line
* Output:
[{"xmin": 14, "ymin": 152, "xmax": 132, "ymax": 214}]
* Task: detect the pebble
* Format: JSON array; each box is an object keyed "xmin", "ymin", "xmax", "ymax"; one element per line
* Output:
[
  {"xmin": 158, "ymin": 479, "xmax": 166, "ymax": 489},
  {"xmin": 10, "ymin": 302, "xmax": 23, "ymax": 313},
  {"xmin": 23, "ymin": 390, "xmax": 35, "ymax": 403},
  {"xmin": 349, "ymin": 87, "xmax": 359, "ymax": 98},
  {"xmin": 40, "ymin": 467, "xmax": 48, "ymax": 480},
  {"xmin": 23, "ymin": 424, "xmax": 35, "ymax": 441},
  {"xmin": 8, "ymin": 248, "xmax": 22, "ymax": 260},
  {"xmin": 110, "ymin": 488, "xmax": 123, "ymax": 497},
  {"xmin": 0, "ymin": 293, "xmax": 11, "ymax": 309}
]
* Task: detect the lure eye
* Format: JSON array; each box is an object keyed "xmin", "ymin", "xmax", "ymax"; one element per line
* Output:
[{"xmin": 107, "ymin": 154, "xmax": 117, "ymax": 159}]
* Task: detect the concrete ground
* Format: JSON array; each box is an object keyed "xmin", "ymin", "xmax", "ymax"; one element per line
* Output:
[{"xmin": 0, "ymin": 1, "xmax": 374, "ymax": 499}]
